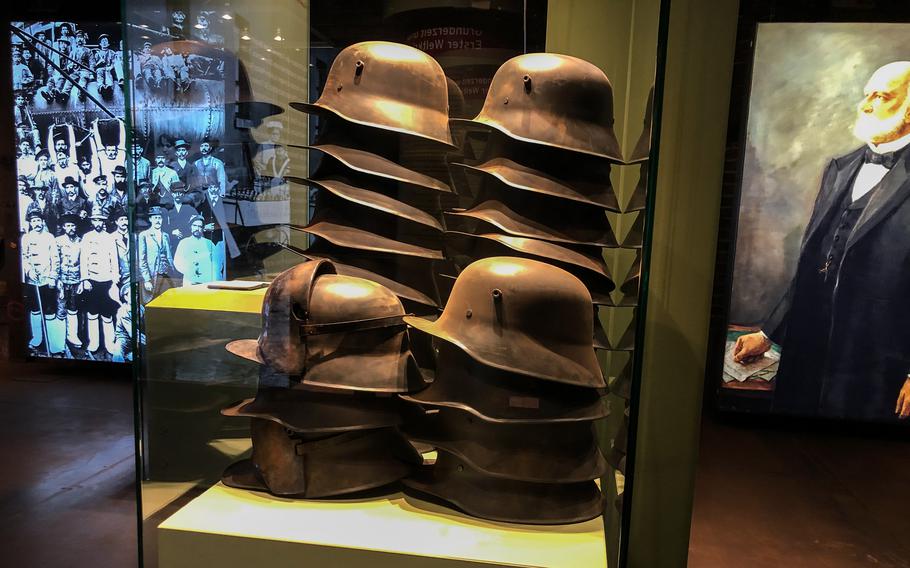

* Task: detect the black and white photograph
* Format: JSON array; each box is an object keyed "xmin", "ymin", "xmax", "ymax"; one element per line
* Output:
[{"xmin": 12, "ymin": 20, "xmax": 131, "ymax": 362}]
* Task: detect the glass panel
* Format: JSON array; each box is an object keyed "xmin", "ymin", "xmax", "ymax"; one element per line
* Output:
[{"xmin": 124, "ymin": 2, "xmax": 666, "ymax": 566}]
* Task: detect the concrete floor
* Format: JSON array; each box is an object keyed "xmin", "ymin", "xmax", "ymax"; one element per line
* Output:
[
  {"xmin": 689, "ymin": 417, "xmax": 910, "ymax": 568},
  {"xmin": 0, "ymin": 358, "xmax": 137, "ymax": 567}
]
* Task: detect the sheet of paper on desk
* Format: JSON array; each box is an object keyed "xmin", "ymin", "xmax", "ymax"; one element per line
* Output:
[{"xmin": 723, "ymin": 341, "xmax": 780, "ymax": 382}]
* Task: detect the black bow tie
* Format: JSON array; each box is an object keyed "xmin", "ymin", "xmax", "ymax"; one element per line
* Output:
[{"xmin": 864, "ymin": 147, "xmax": 902, "ymax": 169}]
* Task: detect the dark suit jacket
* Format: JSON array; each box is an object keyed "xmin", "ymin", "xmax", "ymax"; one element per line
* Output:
[{"xmin": 765, "ymin": 146, "xmax": 910, "ymax": 421}]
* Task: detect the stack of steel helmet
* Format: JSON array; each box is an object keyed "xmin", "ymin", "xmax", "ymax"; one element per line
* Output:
[
  {"xmin": 400, "ymin": 256, "xmax": 609, "ymax": 524},
  {"xmin": 442, "ymin": 52, "xmax": 623, "ymax": 352},
  {"xmin": 285, "ymin": 41, "xmax": 458, "ymax": 315},
  {"xmin": 220, "ymin": 258, "xmax": 425, "ymax": 498}
]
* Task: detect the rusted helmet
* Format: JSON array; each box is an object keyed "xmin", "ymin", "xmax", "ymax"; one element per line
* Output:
[
  {"xmin": 401, "ymin": 341, "xmax": 607, "ymax": 423},
  {"xmin": 300, "ymin": 246, "xmax": 439, "ymax": 309},
  {"xmin": 446, "ymin": 187, "xmax": 617, "ymax": 247},
  {"xmin": 402, "ymin": 451, "xmax": 605, "ymax": 524},
  {"xmin": 404, "ymin": 408, "xmax": 608, "ymax": 483},
  {"xmin": 287, "ymin": 176, "xmax": 443, "ymax": 232},
  {"xmin": 222, "ymin": 387, "xmax": 402, "ymax": 433},
  {"xmin": 222, "ymin": 420, "xmax": 421, "ymax": 498},
  {"xmin": 404, "ymin": 257, "xmax": 604, "ymax": 387},
  {"xmin": 293, "ymin": 218, "xmax": 444, "ymax": 261},
  {"xmin": 451, "ymin": 156, "xmax": 618, "ymax": 211},
  {"xmin": 444, "ymin": 232, "xmax": 615, "ymax": 305},
  {"xmin": 297, "ymin": 144, "xmax": 452, "ymax": 193},
  {"xmin": 454, "ymin": 53, "xmax": 622, "ymax": 161},
  {"xmin": 226, "ymin": 259, "xmax": 424, "ymax": 392},
  {"xmin": 290, "ymin": 41, "xmax": 454, "ymax": 148}
]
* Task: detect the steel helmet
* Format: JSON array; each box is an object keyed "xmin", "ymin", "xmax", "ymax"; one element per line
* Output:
[
  {"xmin": 296, "ymin": 144, "xmax": 452, "ymax": 193},
  {"xmin": 401, "ymin": 341, "xmax": 607, "ymax": 423},
  {"xmin": 299, "ymin": 247, "xmax": 439, "ymax": 309},
  {"xmin": 450, "ymin": 132, "xmax": 619, "ymax": 211},
  {"xmin": 226, "ymin": 259, "xmax": 424, "ymax": 392},
  {"xmin": 402, "ymin": 451, "xmax": 605, "ymax": 525},
  {"xmin": 404, "ymin": 257, "xmax": 605, "ymax": 387},
  {"xmin": 445, "ymin": 186, "xmax": 617, "ymax": 247},
  {"xmin": 302, "ymin": 242, "xmax": 443, "ymax": 309},
  {"xmin": 221, "ymin": 386, "xmax": 402, "ymax": 433},
  {"xmin": 287, "ymin": 176, "xmax": 443, "ymax": 232},
  {"xmin": 290, "ymin": 41, "xmax": 454, "ymax": 148},
  {"xmin": 454, "ymin": 53, "xmax": 622, "ymax": 161},
  {"xmin": 403, "ymin": 407, "xmax": 608, "ymax": 483},
  {"xmin": 444, "ymin": 232, "xmax": 615, "ymax": 305},
  {"xmin": 222, "ymin": 419, "xmax": 420, "ymax": 498}
]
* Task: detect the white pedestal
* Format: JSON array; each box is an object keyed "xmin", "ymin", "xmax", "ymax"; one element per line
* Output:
[{"xmin": 158, "ymin": 483, "xmax": 607, "ymax": 568}]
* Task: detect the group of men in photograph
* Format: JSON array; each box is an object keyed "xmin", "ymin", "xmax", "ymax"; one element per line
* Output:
[{"xmin": 13, "ymin": 22, "xmax": 123, "ymax": 106}]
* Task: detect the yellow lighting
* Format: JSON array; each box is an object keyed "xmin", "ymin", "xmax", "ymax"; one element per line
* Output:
[
  {"xmin": 374, "ymin": 100, "xmax": 416, "ymax": 125},
  {"xmin": 520, "ymin": 53, "xmax": 563, "ymax": 72},
  {"xmin": 240, "ymin": 29, "xmax": 251, "ymax": 41},
  {"xmin": 370, "ymin": 42, "xmax": 423, "ymax": 62},
  {"xmin": 499, "ymin": 235, "xmax": 529, "ymax": 247},
  {"xmin": 221, "ymin": 13, "xmax": 232, "ymax": 20},
  {"xmin": 325, "ymin": 281, "xmax": 372, "ymax": 299},
  {"xmin": 274, "ymin": 28, "xmax": 283, "ymax": 41},
  {"xmin": 488, "ymin": 260, "xmax": 525, "ymax": 276}
]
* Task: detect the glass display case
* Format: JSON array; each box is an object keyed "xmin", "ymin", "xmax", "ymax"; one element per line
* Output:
[{"xmin": 123, "ymin": 1, "xmax": 666, "ymax": 566}]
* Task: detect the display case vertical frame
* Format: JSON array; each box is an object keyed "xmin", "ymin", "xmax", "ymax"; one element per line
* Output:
[
  {"xmin": 617, "ymin": 0, "xmax": 672, "ymax": 565},
  {"xmin": 119, "ymin": 5, "xmax": 146, "ymax": 565}
]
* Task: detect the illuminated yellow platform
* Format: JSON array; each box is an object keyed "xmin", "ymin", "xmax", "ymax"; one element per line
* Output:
[{"xmin": 158, "ymin": 483, "xmax": 607, "ymax": 568}]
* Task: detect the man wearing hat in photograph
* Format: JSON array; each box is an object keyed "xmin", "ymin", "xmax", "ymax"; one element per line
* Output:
[
  {"xmin": 70, "ymin": 31, "xmax": 93, "ymax": 101},
  {"xmin": 132, "ymin": 139, "xmax": 151, "ymax": 186},
  {"xmin": 164, "ymin": 180, "xmax": 199, "ymax": 251},
  {"xmin": 80, "ymin": 203, "xmax": 121, "ymax": 357},
  {"xmin": 13, "ymin": 90, "xmax": 39, "ymax": 148},
  {"xmin": 174, "ymin": 214, "xmax": 216, "ymax": 286},
  {"xmin": 56, "ymin": 176, "xmax": 88, "ymax": 233},
  {"xmin": 170, "ymin": 138, "xmax": 197, "ymax": 190},
  {"xmin": 29, "ymin": 183, "xmax": 57, "ymax": 236},
  {"xmin": 93, "ymin": 33, "xmax": 117, "ymax": 98},
  {"xmin": 110, "ymin": 165, "xmax": 129, "ymax": 210},
  {"xmin": 197, "ymin": 177, "xmax": 240, "ymax": 281},
  {"xmin": 21, "ymin": 206, "xmax": 64, "ymax": 356},
  {"xmin": 151, "ymin": 150, "xmax": 179, "ymax": 192},
  {"xmin": 31, "ymin": 150, "xmax": 56, "ymax": 192},
  {"xmin": 194, "ymin": 136, "xmax": 226, "ymax": 197},
  {"xmin": 112, "ymin": 206, "xmax": 131, "ymax": 292},
  {"xmin": 56, "ymin": 213, "xmax": 83, "ymax": 349},
  {"xmin": 135, "ymin": 40, "xmax": 163, "ymax": 91},
  {"xmin": 53, "ymin": 148, "xmax": 81, "ymax": 201},
  {"xmin": 88, "ymin": 174, "xmax": 116, "ymax": 221},
  {"xmin": 138, "ymin": 205, "xmax": 174, "ymax": 303},
  {"xmin": 17, "ymin": 176, "xmax": 34, "ymax": 232}
]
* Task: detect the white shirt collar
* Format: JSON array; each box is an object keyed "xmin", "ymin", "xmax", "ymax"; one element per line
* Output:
[{"xmin": 868, "ymin": 131, "xmax": 910, "ymax": 154}]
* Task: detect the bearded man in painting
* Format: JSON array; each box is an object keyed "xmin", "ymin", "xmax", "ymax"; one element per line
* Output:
[{"xmin": 734, "ymin": 61, "xmax": 910, "ymax": 421}]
